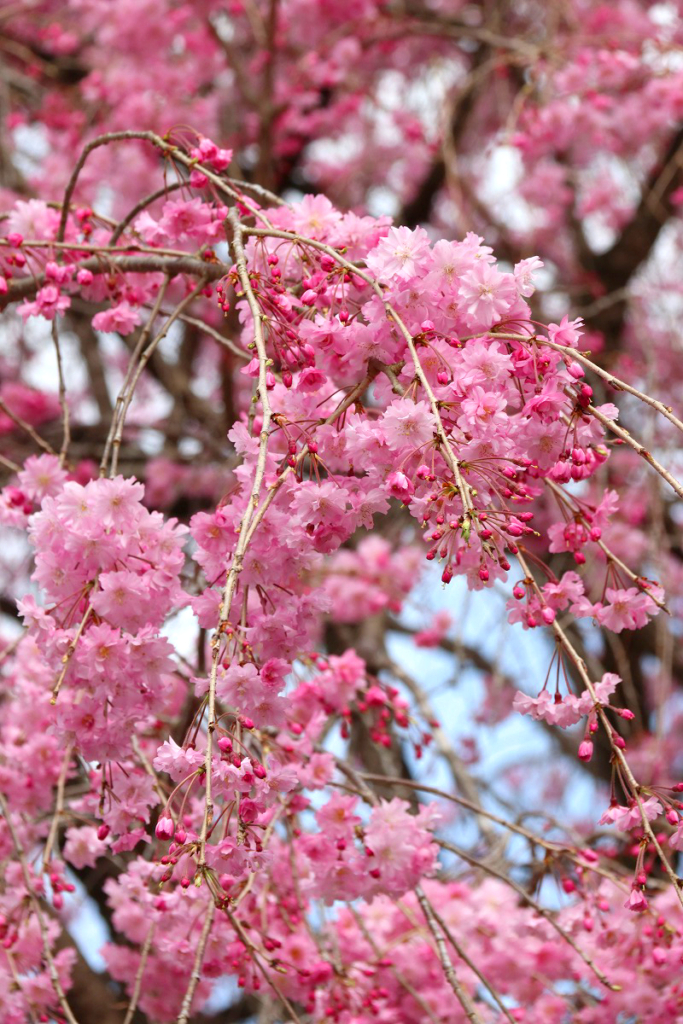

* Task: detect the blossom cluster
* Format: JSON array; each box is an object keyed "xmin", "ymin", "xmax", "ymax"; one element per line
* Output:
[
  {"xmin": 20, "ymin": 475, "xmax": 187, "ymax": 764},
  {"xmin": 0, "ymin": 95, "xmax": 679, "ymax": 1019}
]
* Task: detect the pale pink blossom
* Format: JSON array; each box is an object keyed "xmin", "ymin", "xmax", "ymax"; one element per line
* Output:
[
  {"xmin": 365, "ymin": 225, "xmax": 431, "ymax": 281},
  {"xmin": 92, "ymin": 302, "xmax": 141, "ymax": 335}
]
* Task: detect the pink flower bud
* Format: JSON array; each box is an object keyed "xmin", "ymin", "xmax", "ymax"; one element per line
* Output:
[
  {"xmin": 420, "ymin": 320, "xmax": 435, "ymax": 333},
  {"xmin": 6, "ymin": 487, "xmax": 26, "ymax": 508},
  {"xmin": 239, "ymin": 798, "xmax": 259, "ymax": 823},
  {"xmin": 77, "ymin": 268, "xmax": 94, "ymax": 285},
  {"xmin": 387, "ymin": 471, "xmax": 414, "ymax": 503},
  {"xmin": 7, "ymin": 232, "xmax": 23, "ymax": 246},
  {"xmin": 155, "ymin": 816, "xmax": 175, "ymax": 841},
  {"xmin": 578, "ymin": 384, "xmax": 593, "ymax": 408},
  {"xmin": 567, "ymin": 361, "xmax": 584, "ymax": 379},
  {"xmin": 218, "ymin": 736, "xmax": 232, "ymax": 753},
  {"xmin": 301, "ymin": 289, "xmax": 317, "ymax": 306},
  {"xmin": 97, "ymin": 824, "xmax": 110, "ymax": 841},
  {"xmin": 541, "ymin": 607, "xmax": 556, "ymax": 625},
  {"xmin": 175, "ymin": 829, "xmax": 187, "ymax": 844},
  {"xmin": 578, "ymin": 740, "xmax": 593, "ymax": 762},
  {"xmin": 479, "ymin": 566, "xmax": 489, "ymax": 582}
]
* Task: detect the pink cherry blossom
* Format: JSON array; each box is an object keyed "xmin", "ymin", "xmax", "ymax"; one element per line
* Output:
[
  {"xmin": 457, "ymin": 262, "xmax": 517, "ymax": 328},
  {"xmin": 92, "ymin": 301, "xmax": 142, "ymax": 335},
  {"xmin": 365, "ymin": 225, "xmax": 431, "ymax": 281},
  {"xmin": 0, "ymin": 11, "xmax": 681, "ymax": 1019}
]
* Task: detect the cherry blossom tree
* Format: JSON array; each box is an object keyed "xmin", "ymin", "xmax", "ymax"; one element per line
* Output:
[{"xmin": 1, "ymin": 2, "xmax": 683, "ymax": 1022}]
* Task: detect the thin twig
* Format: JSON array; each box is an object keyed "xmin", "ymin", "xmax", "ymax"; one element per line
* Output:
[
  {"xmin": 589, "ymin": 403, "xmax": 683, "ymax": 502},
  {"xmin": 99, "ymin": 277, "xmax": 170, "ymax": 476},
  {"xmin": 379, "ymin": 658, "xmax": 502, "ymax": 853},
  {"xmin": 51, "ymin": 605, "xmax": 93, "ymax": 702},
  {"xmin": 437, "ymin": 835, "xmax": 618, "ymax": 991},
  {"xmin": 0, "ymin": 396, "xmax": 56, "ymax": 455},
  {"xmin": 0, "ymin": 452, "xmax": 21, "ymax": 472},
  {"xmin": 42, "ymin": 745, "xmax": 73, "ymax": 871},
  {"xmin": 109, "ymin": 278, "xmax": 207, "ymax": 477},
  {"xmin": 545, "ymin": 479, "xmax": 668, "ymax": 612},
  {"xmin": 178, "ymin": 312, "xmax": 250, "ymax": 361},
  {"xmin": 52, "ymin": 319, "xmax": 70, "ymax": 466},
  {"xmin": 176, "ymin": 901, "xmax": 215, "ymax": 1024},
  {"xmin": 123, "ymin": 922, "xmax": 156, "ymax": 1024},
  {"xmin": 414, "ymin": 885, "xmax": 485, "ymax": 1023},
  {"xmin": 358, "ymin": 772, "xmax": 630, "ymax": 891},
  {"xmin": 516, "ymin": 547, "xmax": 683, "ymax": 909},
  {"xmin": 56, "ymin": 130, "xmax": 269, "ymax": 245},
  {"xmin": 0, "ymin": 791, "xmax": 81, "ymax": 1024},
  {"xmin": 224, "ymin": 905, "xmax": 305, "ymax": 1024},
  {"xmin": 195, "ymin": 210, "xmax": 274, "ymax": 873},
  {"xmin": 425, "ymin": 897, "xmax": 517, "ymax": 1023},
  {"xmin": 347, "ymin": 903, "xmax": 442, "ymax": 1024},
  {"xmin": 2, "ymin": 253, "xmax": 227, "ymax": 307},
  {"xmin": 110, "ymin": 180, "xmax": 187, "ymax": 244}
]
